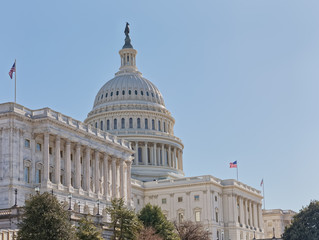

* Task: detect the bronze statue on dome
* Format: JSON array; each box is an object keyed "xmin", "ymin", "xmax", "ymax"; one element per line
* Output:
[{"xmin": 124, "ymin": 22, "xmax": 130, "ymax": 37}]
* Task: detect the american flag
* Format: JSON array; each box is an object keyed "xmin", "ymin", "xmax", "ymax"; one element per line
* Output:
[
  {"xmin": 229, "ymin": 160, "xmax": 237, "ymax": 168},
  {"xmin": 260, "ymin": 179, "xmax": 264, "ymax": 187},
  {"xmin": 9, "ymin": 62, "xmax": 16, "ymax": 79}
]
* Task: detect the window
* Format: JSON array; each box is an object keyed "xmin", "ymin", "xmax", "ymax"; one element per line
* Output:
[
  {"xmin": 105, "ymin": 93, "xmax": 108, "ymax": 98},
  {"xmin": 49, "ymin": 147, "xmax": 52, "ymax": 155},
  {"xmin": 158, "ymin": 120, "xmax": 161, "ymax": 131},
  {"xmin": 114, "ymin": 119, "xmax": 117, "ymax": 129},
  {"xmin": 129, "ymin": 90, "xmax": 132, "ymax": 95},
  {"xmin": 151, "ymin": 93, "xmax": 154, "ymax": 97},
  {"xmin": 129, "ymin": 118, "xmax": 133, "ymax": 128},
  {"xmin": 137, "ymin": 199, "xmax": 140, "ymax": 205},
  {"xmin": 195, "ymin": 211, "xmax": 201, "ymax": 222},
  {"xmin": 145, "ymin": 119, "xmax": 148, "ymax": 129},
  {"xmin": 137, "ymin": 118, "xmax": 141, "ymax": 129},
  {"xmin": 71, "ymin": 154, "xmax": 73, "ymax": 161},
  {"xmin": 24, "ymin": 166, "xmax": 30, "ymax": 183},
  {"xmin": 60, "ymin": 151, "xmax": 63, "ymax": 158},
  {"xmin": 135, "ymin": 90, "xmax": 138, "ymax": 95},
  {"xmin": 25, "ymin": 139, "xmax": 30, "ymax": 148},
  {"xmin": 178, "ymin": 213, "xmax": 184, "ymax": 223},
  {"xmin": 121, "ymin": 118, "xmax": 125, "ymax": 129},
  {"xmin": 111, "ymin": 92, "xmax": 113, "ymax": 96},
  {"xmin": 100, "ymin": 121, "xmax": 103, "ymax": 130},
  {"xmin": 194, "ymin": 195, "xmax": 200, "ymax": 201},
  {"xmin": 138, "ymin": 148, "xmax": 142, "ymax": 162},
  {"xmin": 95, "ymin": 122, "xmax": 98, "ymax": 128},
  {"xmin": 116, "ymin": 91, "xmax": 119, "ymax": 96},
  {"xmin": 215, "ymin": 209, "xmax": 219, "ymax": 222},
  {"xmin": 164, "ymin": 122, "xmax": 166, "ymax": 132},
  {"xmin": 101, "ymin": 94, "xmax": 103, "ymax": 99},
  {"xmin": 36, "ymin": 169, "xmax": 42, "ymax": 184},
  {"xmin": 152, "ymin": 119, "xmax": 155, "ymax": 130},
  {"xmin": 122, "ymin": 90, "xmax": 125, "ymax": 95},
  {"xmin": 36, "ymin": 143, "xmax": 42, "ymax": 151},
  {"xmin": 146, "ymin": 91, "xmax": 149, "ymax": 96},
  {"xmin": 178, "ymin": 197, "xmax": 183, "ymax": 202},
  {"xmin": 141, "ymin": 91, "xmax": 144, "ymax": 95},
  {"xmin": 162, "ymin": 198, "xmax": 167, "ymax": 204},
  {"xmin": 215, "ymin": 196, "xmax": 218, "ymax": 201},
  {"xmin": 107, "ymin": 119, "xmax": 110, "ymax": 130},
  {"xmin": 80, "ymin": 157, "xmax": 83, "ymax": 164}
]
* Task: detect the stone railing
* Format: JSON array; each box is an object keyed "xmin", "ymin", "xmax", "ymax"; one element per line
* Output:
[
  {"xmin": 0, "ymin": 102, "xmax": 131, "ymax": 149},
  {"xmin": 0, "ymin": 230, "xmax": 18, "ymax": 240},
  {"xmin": 221, "ymin": 179, "xmax": 261, "ymax": 195}
]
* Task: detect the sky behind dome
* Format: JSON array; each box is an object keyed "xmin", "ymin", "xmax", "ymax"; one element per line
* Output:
[{"xmin": 1, "ymin": 0, "xmax": 319, "ymax": 212}]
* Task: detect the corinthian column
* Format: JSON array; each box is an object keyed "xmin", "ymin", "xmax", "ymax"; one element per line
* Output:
[
  {"xmin": 54, "ymin": 136, "xmax": 61, "ymax": 184},
  {"xmin": 65, "ymin": 140, "xmax": 71, "ymax": 187},
  {"xmin": 135, "ymin": 142, "xmax": 139, "ymax": 165},
  {"xmin": 43, "ymin": 133, "xmax": 50, "ymax": 185},
  {"xmin": 84, "ymin": 147, "xmax": 90, "ymax": 191},
  {"xmin": 120, "ymin": 159, "xmax": 124, "ymax": 198},
  {"xmin": 112, "ymin": 158, "xmax": 117, "ymax": 198},
  {"xmin": 95, "ymin": 150, "xmax": 100, "ymax": 194},
  {"xmin": 126, "ymin": 160, "xmax": 132, "ymax": 205},
  {"xmin": 75, "ymin": 144, "xmax": 81, "ymax": 189},
  {"xmin": 103, "ymin": 154, "xmax": 109, "ymax": 198},
  {"xmin": 168, "ymin": 146, "xmax": 171, "ymax": 167},
  {"xmin": 153, "ymin": 143, "xmax": 157, "ymax": 165}
]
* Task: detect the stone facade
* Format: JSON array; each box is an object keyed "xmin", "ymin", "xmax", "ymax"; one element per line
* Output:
[{"xmin": 262, "ymin": 209, "xmax": 296, "ymax": 239}]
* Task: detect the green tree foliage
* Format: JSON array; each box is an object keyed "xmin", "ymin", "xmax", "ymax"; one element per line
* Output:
[
  {"xmin": 76, "ymin": 217, "xmax": 103, "ymax": 240},
  {"xmin": 174, "ymin": 220, "xmax": 211, "ymax": 240},
  {"xmin": 138, "ymin": 203, "xmax": 179, "ymax": 240},
  {"xmin": 105, "ymin": 198, "xmax": 142, "ymax": 240},
  {"xmin": 283, "ymin": 200, "xmax": 319, "ymax": 240},
  {"xmin": 17, "ymin": 192, "xmax": 76, "ymax": 240}
]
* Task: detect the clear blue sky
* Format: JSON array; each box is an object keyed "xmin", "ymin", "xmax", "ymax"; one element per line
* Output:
[{"xmin": 1, "ymin": 0, "xmax": 319, "ymax": 212}]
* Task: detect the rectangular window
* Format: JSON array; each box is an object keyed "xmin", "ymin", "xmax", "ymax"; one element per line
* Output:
[
  {"xmin": 36, "ymin": 143, "xmax": 42, "ymax": 151},
  {"xmin": 60, "ymin": 151, "xmax": 63, "ymax": 158},
  {"xmin": 49, "ymin": 147, "xmax": 52, "ymax": 155},
  {"xmin": 162, "ymin": 198, "xmax": 167, "ymax": 204},
  {"xmin": 71, "ymin": 154, "xmax": 73, "ymax": 161},
  {"xmin": 25, "ymin": 139, "xmax": 30, "ymax": 148},
  {"xmin": 24, "ymin": 167, "xmax": 30, "ymax": 183},
  {"xmin": 195, "ymin": 211, "xmax": 201, "ymax": 222},
  {"xmin": 178, "ymin": 213, "xmax": 184, "ymax": 223},
  {"xmin": 194, "ymin": 195, "xmax": 200, "ymax": 201},
  {"xmin": 36, "ymin": 169, "xmax": 42, "ymax": 183},
  {"xmin": 137, "ymin": 199, "xmax": 140, "ymax": 205},
  {"xmin": 215, "ymin": 196, "xmax": 218, "ymax": 201},
  {"xmin": 178, "ymin": 197, "xmax": 183, "ymax": 202}
]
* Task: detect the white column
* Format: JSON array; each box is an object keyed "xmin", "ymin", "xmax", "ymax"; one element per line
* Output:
[
  {"xmin": 126, "ymin": 161, "xmax": 132, "ymax": 205},
  {"xmin": 54, "ymin": 136, "xmax": 61, "ymax": 184},
  {"xmin": 135, "ymin": 142, "xmax": 139, "ymax": 165},
  {"xmin": 43, "ymin": 133, "xmax": 50, "ymax": 184},
  {"xmin": 112, "ymin": 158, "xmax": 117, "ymax": 198},
  {"xmin": 173, "ymin": 147, "xmax": 177, "ymax": 169},
  {"xmin": 75, "ymin": 144, "xmax": 81, "ymax": 189},
  {"xmin": 157, "ymin": 144, "xmax": 160, "ymax": 165},
  {"xmin": 239, "ymin": 197, "xmax": 244, "ymax": 225},
  {"xmin": 143, "ymin": 142, "xmax": 147, "ymax": 165},
  {"xmin": 103, "ymin": 154, "xmax": 109, "ymax": 198},
  {"xmin": 253, "ymin": 202, "xmax": 258, "ymax": 228},
  {"xmin": 65, "ymin": 140, "xmax": 71, "ymax": 187},
  {"xmin": 153, "ymin": 143, "xmax": 157, "ymax": 166},
  {"xmin": 258, "ymin": 203, "xmax": 263, "ymax": 229},
  {"xmin": 84, "ymin": 147, "xmax": 90, "ymax": 191},
  {"xmin": 95, "ymin": 150, "xmax": 100, "ymax": 194},
  {"xmin": 249, "ymin": 201, "xmax": 253, "ymax": 226},
  {"xmin": 161, "ymin": 144, "xmax": 165, "ymax": 166},
  {"xmin": 168, "ymin": 146, "xmax": 171, "ymax": 167},
  {"xmin": 120, "ymin": 159, "xmax": 124, "ymax": 198},
  {"xmin": 150, "ymin": 145, "xmax": 154, "ymax": 165},
  {"xmin": 145, "ymin": 142, "xmax": 148, "ymax": 165}
]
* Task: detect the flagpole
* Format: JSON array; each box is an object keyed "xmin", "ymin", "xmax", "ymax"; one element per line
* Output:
[
  {"xmin": 14, "ymin": 59, "xmax": 16, "ymax": 103},
  {"xmin": 236, "ymin": 161, "xmax": 239, "ymax": 181},
  {"xmin": 263, "ymin": 179, "xmax": 265, "ymax": 210}
]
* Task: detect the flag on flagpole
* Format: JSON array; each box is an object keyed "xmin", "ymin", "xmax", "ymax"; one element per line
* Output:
[
  {"xmin": 260, "ymin": 178, "xmax": 264, "ymax": 187},
  {"xmin": 229, "ymin": 160, "xmax": 237, "ymax": 168},
  {"xmin": 9, "ymin": 62, "xmax": 16, "ymax": 79}
]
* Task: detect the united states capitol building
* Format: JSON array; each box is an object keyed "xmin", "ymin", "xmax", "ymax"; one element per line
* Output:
[{"xmin": 0, "ymin": 26, "xmax": 267, "ymax": 240}]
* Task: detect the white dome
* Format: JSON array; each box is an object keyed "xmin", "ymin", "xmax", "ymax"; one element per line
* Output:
[{"xmin": 93, "ymin": 72, "xmax": 165, "ymax": 110}]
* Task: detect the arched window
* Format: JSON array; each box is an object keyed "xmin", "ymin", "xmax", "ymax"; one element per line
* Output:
[
  {"xmin": 100, "ymin": 121, "xmax": 103, "ymax": 130},
  {"xmin": 101, "ymin": 94, "xmax": 103, "ymax": 99},
  {"xmin": 105, "ymin": 93, "xmax": 108, "ymax": 98},
  {"xmin": 116, "ymin": 91, "xmax": 119, "ymax": 96},
  {"xmin": 141, "ymin": 91, "xmax": 144, "ymax": 96},
  {"xmin": 135, "ymin": 90, "xmax": 138, "ymax": 95},
  {"xmin": 111, "ymin": 92, "xmax": 113, "ymax": 96},
  {"xmin": 107, "ymin": 119, "xmax": 110, "ymax": 130},
  {"xmin": 122, "ymin": 90, "xmax": 125, "ymax": 95},
  {"xmin": 36, "ymin": 163, "xmax": 42, "ymax": 184},
  {"xmin": 129, "ymin": 118, "xmax": 133, "ymax": 128},
  {"xmin": 146, "ymin": 92, "xmax": 149, "ymax": 96},
  {"xmin": 129, "ymin": 90, "xmax": 132, "ymax": 95},
  {"xmin": 114, "ymin": 119, "xmax": 117, "ymax": 130},
  {"xmin": 158, "ymin": 120, "xmax": 161, "ymax": 131},
  {"xmin": 138, "ymin": 147, "xmax": 142, "ymax": 163},
  {"xmin": 137, "ymin": 118, "xmax": 141, "ymax": 129},
  {"xmin": 152, "ymin": 119, "xmax": 155, "ymax": 130},
  {"xmin": 121, "ymin": 118, "xmax": 125, "ymax": 129},
  {"xmin": 95, "ymin": 122, "xmax": 98, "ymax": 128},
  {"xmin": 145, "ymin": 119, "xmax": 148, "ymax": 129}
]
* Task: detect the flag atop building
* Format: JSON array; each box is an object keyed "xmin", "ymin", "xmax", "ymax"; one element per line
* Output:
[
  {"xmin": 9, "ymin": 62, "xmax": 16, "ymax": 79},
  {"xmin": 260, "ymin": 178, "xmax": 264, "ymax": 187},
  {"xmin": 230, "ymin": 160, "xmax": 237, "ymax": 168}
]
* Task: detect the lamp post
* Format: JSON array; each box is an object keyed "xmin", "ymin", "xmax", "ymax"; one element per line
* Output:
[
  {"xmin": 97, "ymin": 199, "xmax": 100, "ymax": 216},
  {"xmin": 68, "ymin": 194, "xmax": 72, "ymax": 211},
  {"xmin": 35, "ymin": 187, "xmax": 40, "ymax": 194}
]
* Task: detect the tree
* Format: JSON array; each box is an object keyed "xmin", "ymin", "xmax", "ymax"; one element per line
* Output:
[
  {"xmin": 283, "ymin": 200, "xmax": 319, "ymax": 240},
  {"xmin": 138, "ymin": 203, "xmax": 179, "ymax": 240},
  {"xmin": 174, "ymin": 220, "xmax": 211, "ymax": 240},
  {"xmin": 76, "ymin": 217, "xmax": 103, "ymax": 240},
  {"xmin": 17, "ymin": 192, "xmax": 76, "ymax": 240},
  {"xmin": 138, "ymin": 227, "xmax": 163, "ymax": 240},
  {"xmin": 105, "ymin": 198, "xmax": 142, "ymax": 240}
]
